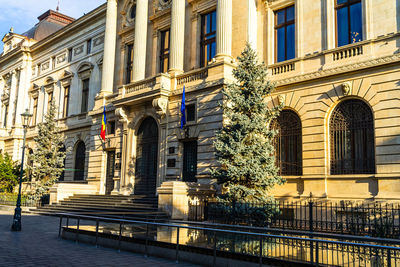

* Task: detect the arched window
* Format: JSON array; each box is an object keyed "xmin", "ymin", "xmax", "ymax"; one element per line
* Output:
[
  {"xmin": 272, "ymin": 110, "xmax": 302, "ymax": 176},
  {"xmin": 330, "ymin": 99, "xmax": 375, "ymax": 174},
  {"xmin": 74, "ymin": 141, "xmax": 86, "ymax": 181},
  {"xmin": 130, "ymin": 5, "xmax": 136, "ymax": 19}
]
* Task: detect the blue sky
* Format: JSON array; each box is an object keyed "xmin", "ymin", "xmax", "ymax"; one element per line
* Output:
[{"xmin": 0, "ymin": 0, "xmax": 106, "ymax": 52}]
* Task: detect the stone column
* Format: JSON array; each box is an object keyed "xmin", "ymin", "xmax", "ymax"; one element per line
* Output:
[
  {"xmin": 247, "ymin": 0, "xmax": 257, "ymax": 50},
  {"xmin": 216, "ymin": 0, "xmax": 232, "ymax": 60},
  {"xmin": 132, "ymin": 0, "xmax": 149, "ymax": 81},
  {"xmin": 169, "ymin": 0, "xmax": 185, "ymax": 74},
  {"xmin": 0, "ymin": 78, "xmax": 4, "ymax": 126},
  {"xmin": 15, "ymin": 55, "xmax": 32, "ymax": 126},
  {"xmin": 100, "ymin": 0, "xmax": 118, "ymax": 95}
]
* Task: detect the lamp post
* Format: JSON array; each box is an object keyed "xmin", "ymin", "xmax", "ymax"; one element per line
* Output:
[{"xmin": 11, "ymin": 109, "xmax": 32, "ymax": 231}]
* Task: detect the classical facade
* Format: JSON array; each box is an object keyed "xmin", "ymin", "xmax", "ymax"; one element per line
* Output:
[{"xmin": 1, "ymin": 0, "xmax": 400, "ymax": 202}]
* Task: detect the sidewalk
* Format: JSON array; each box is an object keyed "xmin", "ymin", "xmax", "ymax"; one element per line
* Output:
[{"xmin": 0, "ymin": 210, "xmax": 199, "ymax": 267}]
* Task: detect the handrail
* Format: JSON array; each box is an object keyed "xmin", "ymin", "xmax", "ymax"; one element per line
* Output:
[{"xmin": 57, "ymin": 212, "xmax": 400, "ymax": 250}]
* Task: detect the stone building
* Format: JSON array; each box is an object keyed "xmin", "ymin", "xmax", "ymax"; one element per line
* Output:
[{"xmin": 1, "ymin": 0, "xmax": 400, "ymax": 204}]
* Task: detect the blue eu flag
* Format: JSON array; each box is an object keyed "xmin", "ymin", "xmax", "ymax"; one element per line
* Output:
[{"xmin": 180, "ymin": 86, "xmax": 186, "ymax": 129}]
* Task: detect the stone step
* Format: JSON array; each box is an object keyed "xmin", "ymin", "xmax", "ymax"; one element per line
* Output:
[
  {"xmin": 33, "ymin": 206, "xmax": 168, "ymax": 216},
  {"xmin": 55, "ymin": 203, "xmax": 159, "ymax": 211},
  {"xmin": 58, "ymin": 200, "xmax": 158, "ymax": 208}
]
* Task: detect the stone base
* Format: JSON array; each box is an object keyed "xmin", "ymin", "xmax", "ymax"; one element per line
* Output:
[
  {"xmin": 49, "ymin": 182, "xmax": 98, "ymax": 204},
  {"xmin": 157, "ymin": 181, "xmax": 215, "ymax": 220}
]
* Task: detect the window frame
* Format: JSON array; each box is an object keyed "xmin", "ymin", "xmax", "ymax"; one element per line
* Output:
[
  {"xmin": 125, "ymin": 44, "xmax": 134, "ymax": 84},
  {"xmin": 200, "ymin": 10, "xmax": 217, "ymax": 67},
  {"xmin": 274, "ymin": 5, "xmax": 296, "ymax": 63},
  {"xmin": 159, "ymin": 29, "xmax": 170, "ymax": 73},
  {"xmin": 334, "ymin": 0, "xmax": 363, "ymax": 47},
  {"xmin": 81, "ymin": 78, "xmax": 90, "ymax": 113},
  {"xmin": 63, "ymin": 85, "xmax": 70, "ymax": 118}
]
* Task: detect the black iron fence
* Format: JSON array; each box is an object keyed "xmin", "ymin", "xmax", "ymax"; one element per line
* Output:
[
  {"xmin": 58, "ymin": 212, "xmax": 400, "ymax": 267},
  {"xmin": 190, "ymin": 199, "xmax": 400, "ymax": 238},
  {"xmin": 0, "ymin": 193, "xmax": 49, "ymax": 207}
]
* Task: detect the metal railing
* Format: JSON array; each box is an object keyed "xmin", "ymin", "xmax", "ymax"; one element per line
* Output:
[
  {"xmin": 0, "ymin": 193, "xmax": 49, "ymax": 207},
  {"xmin": 193, "ymin": 200, "xmax": 400, "ymax": 238},
  {"xmin": 57, "ymin": 213, "xmax": 400, "ymax": 267}
]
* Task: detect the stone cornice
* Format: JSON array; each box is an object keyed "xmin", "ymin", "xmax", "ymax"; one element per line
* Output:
[
  {"xmin": 273, "ymin": 53, "xmax": 400, "ymax": 87},
  {"xmin": 29, "ymin": 3, "xmax": 106, "ymax": 52}
]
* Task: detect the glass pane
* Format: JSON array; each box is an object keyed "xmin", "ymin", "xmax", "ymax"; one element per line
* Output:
[
  {"xmin": 277, "ymin": 27, "xmax": 285, "ymax": 62},
  {"xmin": 206, "ymin": 14, "xmax": 211, "ymax": 33},
  {"xmin": 337, "ymin": 0, "xmax": 348, "ymax": 4},
  {"xmin": 350, "ymin": 2, "xmax": 362, "ymax": 43},
  {"xmin": 210, "ymin": 41, "xmax": 216, "ymax": 61},
  {"xmin": 211, "ymin": 11, "xmax": 216, "ymax": 32},
  {"xmin": 337, "ymin": 7, "xmax": 349, "ymax": 46},
  {"xmin": 276, "ymin": 10, "xmax": 285, "ymax": 25},
  {"xmin": 286, "ymin": 6, "xmax": 295, "ymax": 22},
  {"xmin": 286, "ymin": 24, "xmax": 295, "ymax": 60}
]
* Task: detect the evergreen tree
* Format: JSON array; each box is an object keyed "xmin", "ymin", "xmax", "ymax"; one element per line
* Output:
[
  {"xmin": 0, "ymin": 153, "xmax": 19, "ymax": 193},
  {"xmin": 29, "ymin": 102, "xmax": 67, "ymax": 199},
  {"xmin": 212, "ymin": 44, "xmax": 285, "ymax": 203}
]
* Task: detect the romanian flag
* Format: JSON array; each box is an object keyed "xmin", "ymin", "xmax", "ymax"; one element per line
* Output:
[{"xmin": 100, "ymin": 106, "xmax": 106, "ymax": 141}]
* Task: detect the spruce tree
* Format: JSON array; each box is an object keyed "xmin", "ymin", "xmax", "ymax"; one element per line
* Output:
[
  {"xmin": 212, "ymin": 44, "xmax": 285, "ymax": 204},
  {"xmin": 29, "ymin": 102, "xmax": 67, "ymax": 199},
  {"xmin": 0, "ymin": 153, "xmax": 19, "ymax": 193}
]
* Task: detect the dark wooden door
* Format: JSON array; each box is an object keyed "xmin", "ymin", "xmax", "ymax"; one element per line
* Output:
[
  {"xmin": 105, "ymin": 150, "xmax": 115, "ymax": 195},
  {"xmin": 183, "ymin": 141, "xmax": 197, "ymax": 182},
  {"xmin": 135, "ymin": 117, "xmax": 158, "ymax": 195}
]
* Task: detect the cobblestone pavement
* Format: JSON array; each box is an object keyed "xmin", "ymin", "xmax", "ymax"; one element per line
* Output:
[{"xmin": 0, "ymin": 210, "xmax": 199, "ymax": 267}]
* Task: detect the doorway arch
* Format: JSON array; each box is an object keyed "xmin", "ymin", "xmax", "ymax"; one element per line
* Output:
[{"xmin": 135, "ymin": 117, "xmax": 158, "ymax": 195}]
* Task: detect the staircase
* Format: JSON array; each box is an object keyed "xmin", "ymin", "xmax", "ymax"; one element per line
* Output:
[{"xmin": 30, "ymin": 194, "xmax": 169, "ymax": 222}]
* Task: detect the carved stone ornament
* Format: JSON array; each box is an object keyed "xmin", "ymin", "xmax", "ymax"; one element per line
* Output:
[
  {"xmin": 153, "ymin": 0, "xmax": 172, "ymax": 12},
  {"xmin": 115, "ymin": 107, "xmax": 129, "ymax": 124},
  {"xmin": 152, "ymin": 97, "xmax": 168, "ymax": 117},
  {"xmin": 278, "ymin": 94, "xmax": 286, "ymax": 105},
  {"xmin": 341, "ymin": 81, "xmax": 352, "ymax": 96}
]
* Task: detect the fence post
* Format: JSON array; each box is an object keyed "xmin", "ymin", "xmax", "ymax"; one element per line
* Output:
[
  {"xmin": 259, "ymin": 236, "xmax": 263, "ymax": 267},
  {"xmin": 145, "ymin": 224, "xmax": 149, "ymax": 257},
  {"xmin": 75, "ymin": 217, "xmax": 80, "ymax": 243},
  {"xmin": 204, "ymin": 200, "xmax": 208, "ymax": 221},
  {"xmin": 213, "ymin": 230, "xmax": 217, "ymax": 267},
  {"xmin": 58, "ymin": 215, "xmax": 63, "ymax": 238},
  {"xmin": 387, "ymin": 249, "xmax": 392, "ymax": 267},
  {"xmin": 95, "ymin": 219, "xmax": 99, "ymax": 247},
  {"xmin": 309, "ymin": 198, "xmax": 314, "ymax": 232},
  {"xmin": 118, "ymin": 221, "xmax": 122, "ymax": 252},
  {"xmin": 176, "ymin": 226, "xmax": 180, "ymax": 263},
  {"xmin": 315, "ymin": 241, "xmax": 319, "ymax": 267}
]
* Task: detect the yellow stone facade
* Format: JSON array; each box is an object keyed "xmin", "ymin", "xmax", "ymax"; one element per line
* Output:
[{"xmin": 0, "ymin": 0, "xmax": 399, "ymax": 202}]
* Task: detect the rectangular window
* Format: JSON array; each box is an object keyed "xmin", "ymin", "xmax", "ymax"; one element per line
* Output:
[
  {"xmin": 275, "ymin": 5, "xmax": 295, "ymax": 63},
  {"xmin": 125, "ymin": 44, "xmax": 134, "ymax": 84},
  {"xmin": 63, "ymin": 86, "xmax": 70, "ymax": 118},
  {"xmin": 159, "ymin": 29, "xmax": 170, "ymax": 73},
  {"xmin": 87, "ymin": 39, "xmax": 92, "ymax": 54},
  {"xmin": 335, "ymin": 0, "xmax": 362, "ymax": 47},
  {"xmin": 200, "ymin": 10, "xmax": 216, "ymax": 67},
  {"xmin": 47, "ymin": 92, "xmax": 53, "ymax": 112},
  {"xmin": 3, "ymin": 104, "xmax": 8, "ymax": 127},
  {"xmin": 186, "ymin": 104, "xmax": 196, "ymax": 122},
  {"xmin": 68, "ymin": 48, "xmax": 73, "ymax": 62},
  {"xmin": 109, "ymin": 121, "xmax": 116, "ymax": 135},
  {"xmin": 81, "ymin": 79, "xmax": 90, "ymax": 113},
  {"xmin": 32, "ymin": 98, "xmax": 38, "ymax": 126}
]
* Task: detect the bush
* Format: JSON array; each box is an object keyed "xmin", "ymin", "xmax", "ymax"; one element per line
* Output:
[{"xmin": 0, "ymin": 153, "xmax": 20, "ymax": 193}]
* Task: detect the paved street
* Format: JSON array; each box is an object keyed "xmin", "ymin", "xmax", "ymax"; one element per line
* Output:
[{"xmin": 0, "ymin": 210, "xmax": 199, "ymax": 267}]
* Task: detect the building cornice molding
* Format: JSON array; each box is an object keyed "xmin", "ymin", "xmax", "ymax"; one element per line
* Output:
[{"xmin": 273, "ymin": 53, "xmax": 400, "ymax": 87}]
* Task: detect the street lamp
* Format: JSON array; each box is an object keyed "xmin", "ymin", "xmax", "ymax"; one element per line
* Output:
[{"xmin": 11, "ymin": 109, "xmax": 32, "ymax": 231}]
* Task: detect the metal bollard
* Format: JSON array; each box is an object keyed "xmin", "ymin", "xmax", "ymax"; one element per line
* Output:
[
  {"xmin": 176, "ymin": 226, "xmax": 180, "ymax": 263},
  {"xmin": 75, "ymin": 217, "xmax": 80, "ymax": 243},
  {"xmin": 95, "ymin": 219, "xmax": 99, "ymax": 247},
  {"xmin": 58, "ymin": 215, "xmax": 63, "ymax": 238}
]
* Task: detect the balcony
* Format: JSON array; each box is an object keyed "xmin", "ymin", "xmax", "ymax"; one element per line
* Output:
[{"xmin": 268, "ymin": 32, "xmax": 400, "ymax": 86}]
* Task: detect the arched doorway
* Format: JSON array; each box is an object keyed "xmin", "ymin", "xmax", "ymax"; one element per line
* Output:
[
  {"xmin": 74, "ymin": 141, "xmax": 86, "ymax": 181},
  {"xmin": 135, "ymin": 117, "xmax": 158, "ymax": 195}
]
